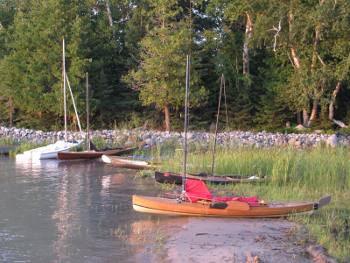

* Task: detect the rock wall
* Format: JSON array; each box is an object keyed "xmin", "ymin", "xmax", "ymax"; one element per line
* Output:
[{"xmin": 1, "ymin": 126, "xmax": 349, "ymax": 149}]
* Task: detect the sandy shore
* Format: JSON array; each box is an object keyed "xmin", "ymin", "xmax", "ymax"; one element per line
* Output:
[{"xmin": 161, "ymin": 217, "xmax": 337, "ymax": 263}]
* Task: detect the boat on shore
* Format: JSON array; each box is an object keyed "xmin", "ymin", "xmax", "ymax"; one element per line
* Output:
[
  {"xmin": 133, "ymin": 179, "xmax": 331, "ymax": 218},
  {"xmin": 57, "ymin": 146, "xmax": 136, "ymax": 160},
  {"xmin": 16, "ymin": 39, "xmax": 83, "ymax": 161},
  {"xmin": 16, "ymin": 140, "xmax": 82, "ymax": 160},
  {"xmin": 101, "ymin": 155, "xmax": 157, "ymax": 169},
  {"xmin": 155, "ymin": 171, "xmax": 267, "ymax": 185}
]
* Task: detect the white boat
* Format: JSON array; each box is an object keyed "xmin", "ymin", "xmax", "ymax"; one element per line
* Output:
[
  {"xmin": 16, "ymin": 140, "xmax": 82, "ymax": 160},
  {"xmin": 101, "ymin": 155, "xmax": 154, "ymax": 169},
  {"xmin": 16, "ymin": 39, "xmax": 83, "ymax": 161}
]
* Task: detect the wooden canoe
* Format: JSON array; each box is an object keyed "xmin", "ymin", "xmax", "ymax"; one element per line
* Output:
[
  {"xmin": 57, "ymin": 147, "xmax": 136, "ymax": 160},
  {"xmin": 132, "ymin": 195, "xmax": 331, "ymax": 218},
  {"xmin": 101, "ymin": 155, "xmax": 156, "ymax": 169},
  {"xmin": 155, "ymin": 171, "xmax": 267, "ymax": 185}
]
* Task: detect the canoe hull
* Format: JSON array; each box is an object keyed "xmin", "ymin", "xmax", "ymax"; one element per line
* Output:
[
  {"xmin": 16, "ymin": 140, "xmax": 83, "ymax": 160},
  {"xmin": 155, "ymin": 171, "xmax": 266, "ymax": 185},
  {"xmin": 102, "ymin": 155, "xmax": 152, "ymax": 169},
  {"xmin": 57, "ymin": 147, "xmax": 135, "ymax": 160},
  {"xmin": 57, "ymin": 151, "xmax": 104, "ymax": 160},
  {"xmin": 132, "ymin": 195, "xmax": 314, "ymax": 218}
]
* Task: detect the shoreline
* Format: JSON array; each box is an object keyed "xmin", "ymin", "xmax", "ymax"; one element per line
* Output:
[
  {"xmin": 139, "ymin": 217, "xmax": 337, "ymax": 263},
  {"xmin": 0, "ymin": 125, "xmax": 349, "ymax": 149}
]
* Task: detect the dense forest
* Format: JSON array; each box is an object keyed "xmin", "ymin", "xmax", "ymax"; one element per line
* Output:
[{"xmin": 0, "ymin": 0, "xmax": 350, "ymax": 132}]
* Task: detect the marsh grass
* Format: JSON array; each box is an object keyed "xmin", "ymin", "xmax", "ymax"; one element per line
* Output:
[
  {"xmin": 0, "ymin": 136, "xmax": 20, "ymax": 146},
  {"xmin": 9, "ymin": 140, "xmax": 51, "ymax": 156},
  {"xmin": 157, "ymin": 145, "xmax": 350, "ymax": 262}
]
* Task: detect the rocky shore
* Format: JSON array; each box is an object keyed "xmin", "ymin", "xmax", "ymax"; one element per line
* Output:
[{"xmin": 1, "ymin": 125, "xmax": 349, "ymax": 149}]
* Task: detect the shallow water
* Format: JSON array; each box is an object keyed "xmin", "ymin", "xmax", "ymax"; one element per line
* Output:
[{"xmin": 0, "ymin": 156, "xmax": 167, "ymax": 263}]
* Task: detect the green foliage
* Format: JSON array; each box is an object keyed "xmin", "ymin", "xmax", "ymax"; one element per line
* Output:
[
  {"xmin": 254, "ymin": 90, "xmax": 292, "ymax": 131},
  {"xmin": 1, "ymin": 0, "xmax": 350, "ymax": 133}
]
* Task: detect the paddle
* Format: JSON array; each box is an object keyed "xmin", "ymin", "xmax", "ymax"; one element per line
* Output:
[{"xmin": 314, "ymin": 195, "xmax": 331, "ymax": 210}]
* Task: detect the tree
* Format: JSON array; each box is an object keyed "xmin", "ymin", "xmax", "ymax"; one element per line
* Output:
[
  {"xmin": 123, "ymin": 0, "xmax": 207, "ymax": 131},
  {"xmin": 82, "ymin": 0, "xmax": 137, "ymax": 128},
  {"xmin": 0, "ymin": 0, "xmax": 88, "ymax": 130},
  {"xmin": 253, "ymin": 0, "xmax": 350, "ymax": 128}
]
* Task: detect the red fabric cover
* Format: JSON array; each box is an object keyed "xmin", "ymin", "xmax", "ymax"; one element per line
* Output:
[
  {"xmin": 185, "ymin": 179, "xmax": 260, "ymax": 205},
  {"xmin": 185, "ymin": 179, "xmax": 213, "ymax": 202}
]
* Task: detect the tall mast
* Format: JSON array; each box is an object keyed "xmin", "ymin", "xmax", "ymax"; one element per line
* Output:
[
  {"xmin": 86, "ymin": 72, "xmax": 89, "ymax": 149},
  {"xmin": 211, "ymin": 74, "xmax": 224, "ymax": 176},
  {"xmin": 182, "ymin": 55, "xmax": 190, "ymax": 194},
  {"xmin": 63, "ymin": 38, "xmax": 67, "ymax": 142}
]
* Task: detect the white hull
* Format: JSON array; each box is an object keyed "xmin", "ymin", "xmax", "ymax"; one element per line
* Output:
[{"xmin": 16, "ymin": 140, "xmax": 83, "ymax": 161}]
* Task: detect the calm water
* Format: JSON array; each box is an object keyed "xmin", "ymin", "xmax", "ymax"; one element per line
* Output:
[{"xmin": 0, "ymin": 156, "xmax": 167, "ymax": 263}]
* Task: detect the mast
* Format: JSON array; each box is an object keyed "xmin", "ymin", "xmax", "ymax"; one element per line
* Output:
[
  {"xmin": 211, "ymin": 74, "xmax": 224, "ymax": 176},
  {"xmin": 182, "ymin": 55, "xmax": 190, "ymax": 194},
  {"xmin": 63, "ymin": 38, "xmax": 67, "ymax": 142},
  {"xmin": 86, "ymin": 72, "xmax": 89, "ymax": 149}
]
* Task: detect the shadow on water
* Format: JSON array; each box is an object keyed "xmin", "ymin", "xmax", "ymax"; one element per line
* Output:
[{"xmin": 0, "ymin": 156, "xmax": 178, "ymax": 263}]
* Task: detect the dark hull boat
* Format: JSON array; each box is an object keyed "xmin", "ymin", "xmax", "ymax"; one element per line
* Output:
[
  {"xmin": 57, "ymin": 143, "xmax": 136, "ymax": 160},
  {"xmin": 155, "ymin": 171, "xmax": 267, "ymax": 185}
]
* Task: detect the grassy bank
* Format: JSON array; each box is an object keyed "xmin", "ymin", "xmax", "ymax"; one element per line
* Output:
[{"xmin": 158, "ymin": 145, "xmax": 350, "ymax": 262}]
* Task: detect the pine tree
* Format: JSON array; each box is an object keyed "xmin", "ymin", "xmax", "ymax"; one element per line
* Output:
[{"xmin": 123, "ymin": 0, "xmax": 207, "ymax": 131}]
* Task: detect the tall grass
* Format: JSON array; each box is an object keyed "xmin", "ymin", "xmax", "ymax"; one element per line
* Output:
[
  {"xmin": 0, "ymin": 136, "xmax": 21, "ymax": 146},
  {"xmin": 158, "ymin": 145, "xmax": 350, "ymax": 262}
]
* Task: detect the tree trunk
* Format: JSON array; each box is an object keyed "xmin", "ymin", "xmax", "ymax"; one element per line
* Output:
[
  {"xmin": 302, "ymin": 110, "xmax": 310, "ymax": 127},
  {"xmin": 297, "ymin": 112, "xmax": 302, "ymax": 124},
  {"xmin": 164, "ymin": 104, "xmax": 171, "ymax": 131},
  {"xmin": 243, "ymin": 12, "xmax": 252, "ymax": 88},
  {"xmin": 308, "ymin": 0, "xmax": 325, "ymax": 126},
  {"xmin": 289, "ymin": 1, "xmax": 311, "ymax": 127},
  {"xmin": 106, "ymin": 1, "xmax": 117, "ymax": 44},
  {"xmin": 329, "ymin": 81, "xmax": 348, "ymax": 128},
  {"xmin": 329, "ymin": 81, "xmax": 341, "ymax": 120}
]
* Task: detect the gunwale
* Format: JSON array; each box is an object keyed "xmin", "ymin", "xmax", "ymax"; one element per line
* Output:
[{"xmin": 132, "ymin": 195, "xmax": 315, "ymax": 218}]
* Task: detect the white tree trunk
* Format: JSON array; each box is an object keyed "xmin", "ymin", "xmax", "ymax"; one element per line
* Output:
[
  {"xmin": 243, "ymin": 12, "xmax": 252, "ymax": 88},
  {"xmin": 329, "ymin": 81, "xmax": 347, "ymax": 128},
  {"xmin": 106, "ymin": 1, "xmax": 116, "ymax": 38},
  {"xmin": 164, "ymin": 104, "xmax": 171, "ymax": 132}
]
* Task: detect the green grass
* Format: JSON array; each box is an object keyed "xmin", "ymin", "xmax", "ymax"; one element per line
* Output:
[
  {"xmin": 0, "ymin": 136, "xmax": 21, "ymax": 146},
  {"xmin": 156, "ymin": 144, "xmax": 350, "ymax": 262}
]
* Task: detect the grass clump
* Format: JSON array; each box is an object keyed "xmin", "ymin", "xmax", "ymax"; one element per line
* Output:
[{"xmin": 0, "ymin": 136, "xmax": 21, "ymax": 146}]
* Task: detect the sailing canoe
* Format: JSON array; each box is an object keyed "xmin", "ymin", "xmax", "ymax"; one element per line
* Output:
[
  {"xmin": 133, "ymin": 195, "xmax": 321, "ymax": 217},
  {"xmin": 155, "ymin": 171, "xmax": 267, "ymax": 185},
  {"xmin": 133, "ymin": 179, "xmax": 331, "ymax": 218},
  {"xmin": 16, "ymin": 140, "xmax": 83, "ymax": 160},
  {"xmin": 101, "ymin": 155, "xmax": 156, "ymax": 169},
  {"xmin": 57, "ymin": 147, "xmax": 136, "ymax": 160}
]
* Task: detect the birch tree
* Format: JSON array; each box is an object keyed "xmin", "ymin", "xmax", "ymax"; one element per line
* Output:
[{"xmin": 254, "ymin": 0, "xmax": 350, "ymax": 127}]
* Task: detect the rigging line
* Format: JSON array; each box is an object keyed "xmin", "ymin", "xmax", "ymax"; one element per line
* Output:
[
  {"xmin": 86, "ymin": 72, "xmax": 90, "ymax": 149},
  {"xmin": 223, "ymin": 75, "xmax": 229, "ymax": 130},
  {"xmin": 66, "ymin": 74, "xmax": 83, "ymax": 139},
  {"xmin": 182, "ymin": 55, "xmax": 190, "ymax": 196},
  {"xmin": 211, "ymin": 74, "xmax": 224, "ymax": 176}
]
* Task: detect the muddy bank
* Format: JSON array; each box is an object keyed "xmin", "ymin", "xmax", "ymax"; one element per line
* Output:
[{"xmin": 159, "ymin": 217, "xmax": 337, "ymax": 263}]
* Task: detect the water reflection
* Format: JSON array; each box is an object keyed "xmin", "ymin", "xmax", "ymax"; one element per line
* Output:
[{"xmin": 0, "ymin": 157, "xmax": 166, "ymax": 262}]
